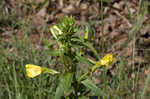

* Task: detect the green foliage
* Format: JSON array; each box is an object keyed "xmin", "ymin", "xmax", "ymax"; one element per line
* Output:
[
  {"xmin": 0, "ymin": 36, "xmax": 58, "ymax": 98},
  {"xmin": 51, "ymin": 16, "xmax": 79, "ymax": 44},
  {"xmin": 48, "ymin": 16, "xmax": 114, "ymax": 98},
  {"xmin": 81, "ymin": 79, "xmax": 106, "ymax": 96},
  {"xmin": 55, "ymin": 73, "xmax": 73, "ymax": 99}
]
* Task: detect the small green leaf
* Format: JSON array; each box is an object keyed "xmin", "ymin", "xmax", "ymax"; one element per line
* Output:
[
  {"xmin": 55, "ymin": 86, "xmax": 63, "ymax": 99},
  {"xmin": 55, "ymin": 73, "xmax": 73, "ymax": 99},
  {"xmin": 81, "ymin": 79, "xmax": 106, "ymax": 96}
]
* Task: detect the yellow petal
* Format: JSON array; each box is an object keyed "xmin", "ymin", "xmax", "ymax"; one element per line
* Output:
[
  {"xmin": 96, "ymin": 54, "xmax": 114, "ymax": 66},
  {"xmin": 91, "ymin": 54, "xmax": 114, "ymax": 72},
  {"xmin": 26, "ymin": 64, "xmax": 42, "ymax": 78},
  {"xmin": 99, "ymin": 54, "xmax": 114, "ymax": 66}
]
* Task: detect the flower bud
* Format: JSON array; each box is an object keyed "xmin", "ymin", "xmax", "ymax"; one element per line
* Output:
[{"xmin": 26, "ymin": 64, "xmax": 42, "ymax": 78}]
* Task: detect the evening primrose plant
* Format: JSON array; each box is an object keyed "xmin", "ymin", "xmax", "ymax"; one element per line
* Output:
[{"xmin": 25, "ymin": 16, "xmax": 114, "ymax": 99}]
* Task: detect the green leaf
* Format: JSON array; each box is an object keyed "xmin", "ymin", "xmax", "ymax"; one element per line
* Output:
[
  {"xmin": 55, "ymin": 86, "xmax": 63, "ymax": 99},
  {"xmin": 83, "ymin": 42, "xmax": 99, "ymax": 59},
  {"xmin": 75, "ymin": 54, "xmax": 92, "ymax": 68},
  {"xmin": 55, "ymin": 73, "xmax": 73, "ymax": 99},
  {"xmin": 71, "ymin": 37, "xmax": 99, "ymax": 59},
  {"xmin": 81, "ymin": 79, "xmax": 106, "ymax": 96}
]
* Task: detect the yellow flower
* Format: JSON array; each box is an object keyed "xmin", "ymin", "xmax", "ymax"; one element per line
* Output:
[
  {"xmin": 91, "ymin": 54, "xmax": 114, "ymax": 72},
  {"xmin": 96, "ymin": 54, "xmax": 114, "ymax": 66},
  {"xmin": 26, "ymin": 64, "xmax": 42, "ymax": 78}
]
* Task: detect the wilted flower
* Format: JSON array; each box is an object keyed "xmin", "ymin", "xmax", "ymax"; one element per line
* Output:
[
  {"xmin": 97, "ymin": 54, "xmax": 114, "ymax": 66},
  {"xmin": 91, "ymin": 54, "xmax": 114, "ymax": 72},
  {"xmin": 26, "ymin": 64, "xmax": 42, "ymax": 78}
]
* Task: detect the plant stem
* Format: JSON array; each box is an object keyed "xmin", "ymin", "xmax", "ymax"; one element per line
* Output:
[
  {"xmin": 100, "ymin": 0, "xmax": 104, "ymax": 57},
  {"xmin": 100, "ymin": 0, "xmax": 107, "ymax": 98},
  {"xmin": 73, "ymin": 72, "xmax": 79, "ymax": 99}
]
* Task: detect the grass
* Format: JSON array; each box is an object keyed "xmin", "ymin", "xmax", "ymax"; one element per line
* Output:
[
  {"xmin": 0, "ymin": 35, "xmax": 59, "ymax": 98},
  {"xmin": 0, "ymin": 0, "xmax": 150, "ymax": 98}
]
